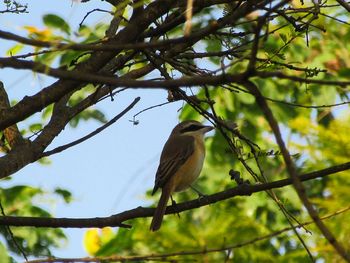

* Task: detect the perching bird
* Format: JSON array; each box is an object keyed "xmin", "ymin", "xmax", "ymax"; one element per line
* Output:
[{"xmin": 150, "ymin": 120, "xmax": 213, "ymax": 231}]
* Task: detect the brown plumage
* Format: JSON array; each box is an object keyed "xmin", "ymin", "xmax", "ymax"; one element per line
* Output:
[{"xmin": 150, "ymin": 120, "xmax": 213, "ymax": 231}]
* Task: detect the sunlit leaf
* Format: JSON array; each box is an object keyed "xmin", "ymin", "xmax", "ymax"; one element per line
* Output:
[
  {"xmin": 6, "ymin": 43, "xmax": 24, "ymax": 56},
  {"xmin": 43, "ymin": 14, "xmax": 70, "ymax": 35}
]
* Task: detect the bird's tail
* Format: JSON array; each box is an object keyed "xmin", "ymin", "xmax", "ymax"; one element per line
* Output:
[{"xmin": 150, "ymin": 185, "xmax": 171, "ymax": 231}]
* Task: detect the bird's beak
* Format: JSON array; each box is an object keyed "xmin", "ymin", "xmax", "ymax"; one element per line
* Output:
[{"xmin": 202, "ymin": 125, "xmax": 214, "ymax": 133}]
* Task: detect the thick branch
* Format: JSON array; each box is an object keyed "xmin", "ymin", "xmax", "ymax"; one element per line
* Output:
[
  {"xmin": 0, "ymin": 0, "xmax": 270, "ymax": 132},
  {"xmin": 0, "ymin": 82, "xmax": 26, "ymax": 148},
  {"xmin": 0, "ymin": 0, "xmax": 178, "ymax": 132},
  {"xmin": 0, "ymin": 97, "xmax": 140, "ymax": 179},
  {"xmin": 3, "ymin": 57, "xmax": 349, "ymax": 90},
  {"xmin": 0, "ymin": 59, "xmax": 249, "ymax": 131},
  {"xmin": 1, "ymin": 60, "xmax": 349, "ymax": 133},
  {"xmin": 0, "ymin": 1, "xmax": 231, "ymax": 51},
  {"xmin": 0, "ymin": 161, "xmax": 349, "ymax": 228},
  {"xmin": 336, "ymin": 0, "xmax": 350, "ymax": 12}
]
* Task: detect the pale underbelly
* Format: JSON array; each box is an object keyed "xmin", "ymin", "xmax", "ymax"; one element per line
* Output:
[{"xmin": 173, "ymin": 151, "xmax": 205, "ymax": 192}]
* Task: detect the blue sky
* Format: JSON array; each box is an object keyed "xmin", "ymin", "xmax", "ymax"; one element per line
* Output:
[{"xmin": 0, "ymin": 0, "xmax": 186, "ymax": 259}]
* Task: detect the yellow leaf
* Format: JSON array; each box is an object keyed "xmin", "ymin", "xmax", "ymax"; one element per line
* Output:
[
  {"xmin": 291, "ymin": 0, "xmax": 306, "ymax": 8},
  {"xmin": 23, "ymin": 26, "xmax": 53, "ymax": 41},
  {"xmin": 83, "ymin": 227, "xmax": 115, "ymax": 256},
  {"xmin": 100, "ymin": 227, "xmax": 114, "ymax": 244},
  {"xmin": 83, "ymin": 228, "xmax": 101, "ymax": 256},
  {"xmin": 289, "ymin": 116, "xmax": 315, "ymax": 136}
]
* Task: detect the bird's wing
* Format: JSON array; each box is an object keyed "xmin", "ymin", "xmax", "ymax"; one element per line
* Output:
[{"xmin": 152, "ymin": 135, "xmax": 194, "ymax": 194}]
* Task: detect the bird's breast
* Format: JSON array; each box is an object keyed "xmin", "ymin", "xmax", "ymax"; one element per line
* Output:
[{"xmin": 173, "ymin": 136, "xmax": 205, "ymax": 192}]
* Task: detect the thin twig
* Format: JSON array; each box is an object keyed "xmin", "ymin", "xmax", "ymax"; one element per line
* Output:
[
  {"xmin": 132, "ymin": 101, "xmax": 172, "ymax": 121},
  {"xmin": 79, "ymin": 8, "xmax": 114, "ymax": 28},
  {"xmin": 264, "ymin": 97, "xmax": 350, "ymax": 109},
  {"xmin": 0, "ymin": 199, "xmax": 28, "ymax": 262},
  {"xmin": 41, "ymin": 97, "xmax": 140, "ymax": 157},
  {"xmin": 27, "ymin": 206, "xmax": 350, "ymax": 263}
]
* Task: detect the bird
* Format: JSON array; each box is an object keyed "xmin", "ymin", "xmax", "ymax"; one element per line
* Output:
[{"xmin": 150, "ymin": 120, "xmax": 214, "ymax": 231}]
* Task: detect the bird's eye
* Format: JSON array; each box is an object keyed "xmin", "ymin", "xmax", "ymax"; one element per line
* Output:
[{"xmin": 180, "ymin": 124, "xmax": 203, "ymax": 133}]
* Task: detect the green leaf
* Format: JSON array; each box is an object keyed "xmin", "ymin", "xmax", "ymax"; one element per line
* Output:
[
  {"xmin": 43, "ymin": 14, "xmax": 70, "ymax": 34},
  {"xmin": 0, "ymin": 185, "xmax": 68, "ymax": 256},
  {"xmin": 6, "ymin": 43, "xmax": 24, "ymax": 56},
  {"xmin": 338, "ymin": 68, "xmax": 350, "ymax": 78},
  {"xmin": 69, "ymin": 109, "xmax": 107, "ymax": 128},
  {"xmin": 59, "ymin": 50, "xmax": 87, "ymax": 67},
  {"xmin": 54, "ymin": 188, "xmax": 73, "ymax": 203},
  {"xmin": 205, "ymin": 38, "xmax": 222, "ymax": 64},
  {"xmin": 179, "ymin": 103, "xmax": 202, "ymax": 120},
  {"xmin": 38, "ymin": 156, "xmax": 52, "ymax": 165},
  {"xmin": 42, "ymin": 104, "xmax": 54, "ymax": 120},
  {"xmin": 280, "ymin": 33, "xmax": 287, "ymax": 43},
  {"xmin": 96, "ymin": 227, "xmax": 134, "ymax": 256},
  {"xmin": 237, "ymin": 91, "xmax": 255, "ymax": 104},
  {"xmin": 310, "ymin": 85, "xmax": 337, "ymax": 106},
  {"xmin": 29, "ymin": 123, "xmax": 43, "ymax": 132}
]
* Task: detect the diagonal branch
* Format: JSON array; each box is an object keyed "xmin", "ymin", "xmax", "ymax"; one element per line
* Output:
[
  {"xmin": 0, "ymin": 82, "xmax": 27, "ymax": 149},
  {"xmin": 0, "ymin": 97, "xmax": 140, "ymax": 179},
  {"xmin": 41, "ymin": 97, "xmax": 140, "ymax": 157},
  {"xmin": 336, "ymin": 0, "xmax": 350, "ymax": 12},
  {"xmin": 0, "ymin": 0, "xmax": 270, "ymax": 132},
  {"xmin": 0, "ymin": 0, "xmax": 178, "ymax": 131},
  {"xmin": 0, "ymin": 161, "xmax": 349, "ymax": 228},
  {"xmin": 242, "ymin": 80, "xmax": 350, "ymax": 262}
]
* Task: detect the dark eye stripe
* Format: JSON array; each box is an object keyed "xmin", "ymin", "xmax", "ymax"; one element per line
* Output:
[{"xmin": 180, "ymin": 124, "xmax": 203, "ymax": 133}]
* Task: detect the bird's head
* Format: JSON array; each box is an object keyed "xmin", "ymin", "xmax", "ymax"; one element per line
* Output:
[{"xmin": 171, "ymin": 120, "xmax": 214, "ymax": 136}]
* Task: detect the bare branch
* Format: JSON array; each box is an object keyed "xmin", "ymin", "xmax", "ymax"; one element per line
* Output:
[
  {"xmin": 0, "ymin": 82, "xmax": 27, "ymax": 148},
  {"xmin": 0, "ymin": 161, "xmax": 349, "ymax": 228},
  {"xmin": 256, "ymin": 71, "xmax": 350, "ymax": 87},
  {"xmin": 243, "ymin": 80, "xmax": 350, "ymax": 261},
  {"xmin": 41, "ymin": 97, "xmax": 140, "ymax": 157},
  {"xmin": 336, "ymin": 0, "xmax": 350, "ymax": 13},
  {"xmin": 27, "ymin": 206, "xmax": 350, "ymax": 263}
]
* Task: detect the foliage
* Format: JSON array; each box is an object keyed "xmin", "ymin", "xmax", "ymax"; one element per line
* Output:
[
  {"xmin": 86, "ymin": 1, "xmax": 350, "ymax": 262},
  {"xmin": 0, "ymin": 184, "xmax": 71, "ymax": 257},
  {"xmin": 1, "ymin": 0, "xmax": 350, "ymax": 262},
  {"xmin": 83, "ymin": 227, "xmax": 114, "ymax": 256}
]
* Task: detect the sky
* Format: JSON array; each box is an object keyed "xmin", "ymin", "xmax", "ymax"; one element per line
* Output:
[{"xmin": 0, "ymin": 0, "xmax": 187, "ymax": 259}]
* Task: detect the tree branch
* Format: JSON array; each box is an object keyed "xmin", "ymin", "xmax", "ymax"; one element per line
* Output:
[
  {"xmin": 243, "ymin": 80, "xmax": 350, "ymax": 261},
  {"xmin": 0, "ymin": 161, "xmax": 349, "ymax": 228},
  {"xmin": 336, "ymin": 0, "xmax": 350, "ymax": 13},
  {"xmin": 0, "ymin": 0, "xmax": 271, "ymax": 132},
  {"xmin": 256, "ymin": 70, "xmax": 350, "ymax": 87},
  {"xmin": 26, "ymin": 206, "xmax": 350, "ymax": 263},
  {"xmin": 0, "ymin": 0, "xmax": 179, "ymax": 131},
  {"xmin": 0, "ymin": 82, "xmax": 27, "ymax": 148},
  {"xmin": 0, "ymin": 96, "xmax": 140, "ymax": 179},
  {"xmin": 41, "ymin": 97, "xmax": 140, "ymax": 157}
]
